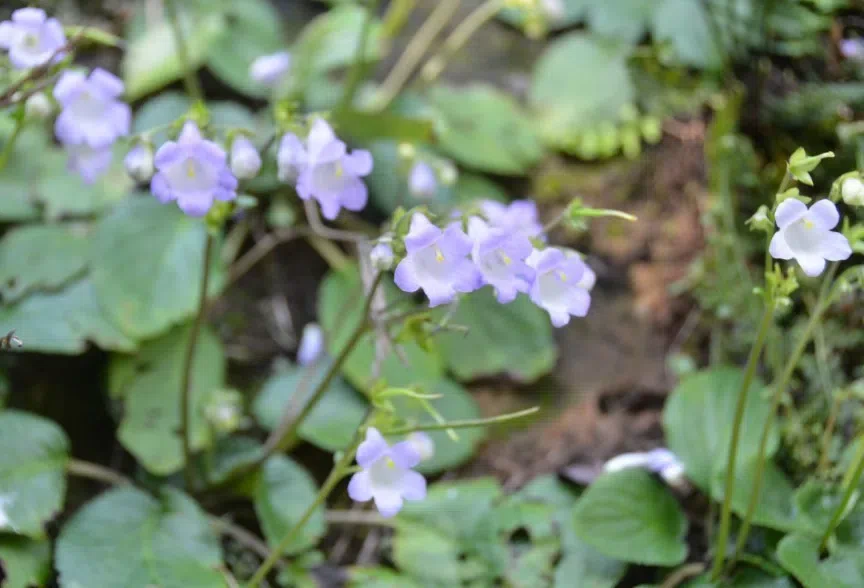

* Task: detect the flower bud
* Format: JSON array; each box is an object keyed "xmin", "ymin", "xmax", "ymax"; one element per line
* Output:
[
  {"xmin": 842, "ymin": 177, "xmax": 864, "ymax": 206},
  {"xmin": 250, "ymin": 51, "xmax": 291, "ymax": 86},
  {"xmin": 297, "ymin": 323, "xmax": 324, "ymax": 366},
  {"xmin": 408, "ymin": 161, "xmax": 437, "ymax": 199},
  {"xmin": 24, "ymin": 92, "xmax": 52, "ymax": 119},
  {"xmin": 230, "ymin": 136, "xmax": 262, "ymax": 180},
  {"xmin": 439, "ymin": 160, "xmax": 458, "ymax": 186},
  {"xmin": 406, "ymin": 432, "xmax": 435, "ymax": 461},
  {"xmin": 124, "ymin": 144, "xmax": 154, "ymax": 183},
  {"xmin": 370, "ymin": 241, "xmax": 395, "ymax": 271}
]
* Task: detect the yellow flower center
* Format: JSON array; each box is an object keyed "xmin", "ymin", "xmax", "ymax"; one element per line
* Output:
[
  {"xmin": 435, "ymin": 246, "xmax": 445, "ymax": 263},
  {"xmin": 186, "ymin": 160, "xmax": 197, "ymax": 178},
  {"xmin": 385, "ymin": 457, "xmax": 396, "ymax": 469},
  {"xmin": 498, "ymin": 251, "xmax": 512, "ymax": 266},
  {"xmin": 558, "ymin": 270, "xmax": 568, "ymax": 282},
  {"xmin": 803, "ymin": 218, "xmax": 814, "ymax": 230}
]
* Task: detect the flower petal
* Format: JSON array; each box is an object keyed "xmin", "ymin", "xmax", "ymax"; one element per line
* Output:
[
  {"xmin": 343, "ymin": 149, "xmax": 373, "ymax": 176},
  {"xmin": 89, "ymin": 67, "xmax": 125, "ymax": 98},
  {"xmin": 151, "ymin": 173, "xmax": 175, "ymax": 203},
  {"xmin": 12, "ymin": 8, "xmax": 46, "ymax": 25},
  {"xmin": 340, "ymin": 179, "xmax": 368, "ymax": 212},
  {"xmin": 568, "ymin": 288, "xmax": 591, "ymax": 317},
  {"xmin": 389, "ymin": 442, "xmax": 421, "ymax": 469},
  {"xmin": 347, "ymin": 470, "xmax": 373, "ymax": 502},
  {"xmin": 307, "ymin": 119, "xmax": 338, "ymax": 160},
  {"xmin": 807, "ymin": 199, "xmax": 840, "ymax": 230},
  {"xmin": 769, "ymin": 232, "xmax": 794, "ymax": 260},
  {"xmin": 774, "ymin": 199, "xmax": 808, "ymax": 230},
  {"xmin": 404, "ymin": 213, "xmax": 440, "ymax": 252},
  {"xmin": 399, "ymin": 470, "xmax": 427, "ymax": 501},
  {"xmin": 373, "ymin": 488, "xmax": 404, "ymax": 518},
  {"xmin": 820, "ymin": 231, "xmax": 852, "ymax": 261},
  {"xmin": 178, "ymin": 121, "xmax": 203, "ymax": 144},
  {"xmin": 549, "ymin": 308, "xmax": 571, "ymax": 328},
  {"xmin": 796, "ymin": 253, "xmax": 827, "ymax": 277},
  {"xmin": 53, "ymin": 71, "xmax": 87, "ymax": 104},
  {"xmin": 356, "ymin": 427, "xmax": 389, "ymax": 468},
  {"xmin": 528, "ymin": 248, "xmax": 565, "ymax": 274},
  {"xmin": 394, "ymin": 258, "xmax": 420, "ymax": 293}
]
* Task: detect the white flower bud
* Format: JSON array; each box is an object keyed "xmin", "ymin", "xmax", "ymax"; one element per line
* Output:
[
  {"xmin": 408, "ymin": 161, "xmax": 437, "ymax": 199},
  {"xmin": 406, "ymin": 432, "xmax": 435, "ymax": 461},
  {"xmin": 297, "ymin": 323, "xmax": 324, "ymax": 366},
  {"xmin": 24, "ymin": 92, "xmax": 52, "ymax": 119},
  {"xmin": 230, "ymin": 136, "xmax": 262, "ymax": 180},
  {"xmin": 250, "ymin": 52, "xmax": 291, "ymax": 86},
  {"xmin": 123, "ymin": 144, "xmax": 154, "ymax": 183},
  {"xmin": 841, "ymin": 177, "xmax": 864, "ymax": 206},
  {"xmin": 370, "ymin": 242, "xmax": 395, "ymax": 271},
  {"xmin": 439, "ymin": 160, "xmax": 458, "ymax": 186}
]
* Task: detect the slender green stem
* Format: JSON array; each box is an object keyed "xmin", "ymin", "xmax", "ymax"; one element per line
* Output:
[
  {"xmin": 164, "ymin": 0, "xmax": 204, "ymax": 102},
  {"xmin": 180, "ymin": 234, "xmax": 215, "ymax": 489},
  {"xmin": 380, "ymin": 0, "xmax": 415, "ymax": 40},
  {"xmin": 0, "ymin": 108, "xmax": 25, "ymax": 173},
  {"xmin": 711, "ymin": 303, "xmax": 774, "ymax": 580},
  {"xmin": 819, "ymin": 436, "xmax": 864, "ymax": 551},
  {"xmin": 338, "ymin": 0, "xmax": 381, "ymax": 110},
  {"xmin": 384, "ymin": 406, "xmax": 539, "ymax": 436},
  {"xmin": 67, "ymin": 459, "xmax": 131, "ymax": 486},
  {"xmin": 731, "ymin": 263, "xmax": 840, "ymax": 563}
]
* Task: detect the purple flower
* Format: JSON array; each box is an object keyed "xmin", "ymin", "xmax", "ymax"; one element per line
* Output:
[
  {"xmin": 53, "ymin": 68, "xmax": 131, "ymax": 149},
  {"xmin": 527, "ymin": 248, "xmax": 591, "ymax": 327},
  {"xmin": 347, "ymin": 427, "xmax": 427, "ymax": 517},
  {"xmin": 250, "ymin": 51, "xmax": 291, "ymax": 86},
  {"xmin": 769, "ymin": 199, "xmax": 852, "ymax": 277},
  {"xmin": 229, "ymin": 136, "xmax": 261, "ymax": 180},
  {"xmin": 840, "ymin": 38, "xmax": 864, "ymax": 61},
  {"xmin": 481, "ymin": 199, "xmax": 544, "ymax": 240},
  {"xmin": 408, "ymin": 161, "xmax": 437, "ymax": 199},
  {"xmin": 124, "ymin": 144, "xmax": 154, "ymax": 183},
  {"xmin": 150, "ymin": 121, "xmax": 238, "ymax": 217},
  {"xmin": 394, "ymin": 213, "xmax": 481, "ymax": 307},
  {"xmin": 277, "ymin": 132, "xmax": 306, "ymax": 183},
  {"xmin": 297, "ymin": 323, "xmax": 324, "ymax": 366},
  {"xmin": 66, "ymin": 144, "xmax": 112, "ymax": 184},
  {"xmin": 0, "ymin": 8, "xmax": 66, "ymax": 69},
  {"xmin": 296, "ymin": 119, "xmax": 373, "ymax": 220},
  {"xmin": 468, "ymin": 216, "xmax": 534, "ymax": 303}
]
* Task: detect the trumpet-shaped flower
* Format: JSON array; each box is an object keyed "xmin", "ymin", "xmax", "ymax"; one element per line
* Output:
[
  {"xmin": 67, "ymin": 144, "xmax": 112, "ymax": 184},
  {"xmin": 249, "ymin": 51, "xmax": 291, "ymax": 86},
  {"xmin": 296, "ymin": 119, "xmax": 373, "ymax": 220},
  {"xmin": 0, "ymin": 8, "xmax": 66, "ymax": 69},
  {"xmin": 54, "ymin": 68, "xmax": 130, "ymax": 149},
  {"xmin": 481, "ymin": 199, "xmax": 544, "ymax": 240},
  {"xmin": 527, "ymin": 248, "xmax": 591, "ymax": 327},
  {"xmin": 394, "ymin": 213, "xmax": 481, "ymax": 306},
  {"xmin": 769, "ymin": 199, "xmax": 852, "ymax": 277},
  {"xmin": 468, "ymin": 217, "xmax": 534, "ymax": 303},
  {"xmin": 409, "ymin": 161, "xmax": 437, "ymax": 198},
  {"xmin": 150, "ymin": 122, "xmax": 238, "ymax": 217},
  {"xmin": 347, "ymin": 427, "xmax": 427, "ymax": 517}
]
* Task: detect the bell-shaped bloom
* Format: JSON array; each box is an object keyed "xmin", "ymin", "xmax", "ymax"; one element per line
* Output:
[
  {"xmin": 297, "ymin": 323, "xmax": 324, "ymax": 366},
  {"xmin": 527, "ymin": 248, "xmax": 591, "ymax": 327},
  {"xmin": 769, "ymin": 199, "xmax": 852, "ymax": 277},
  {"xmin": 0, "ymin": 8, "xmax": 66, "ymax": 69},
  {"xmin": 394, "ymin": 213, "xmax": 481, "ymax": 307},
  {"xmin": 67, "ymin": 144, "xmax": 112, "ymax": 184},
  {"xmin": 347, "ymin": 427, "xmax": 427, "ymax": 517},
  {"xmin": 408, "ymin": 161, "xmax": 437, "ymax": 199},
  {"xmin": 230, "ymin": 136, "xmax": 261, "ymax": 180},
  {"xmin": 296, "ymin": 120, "xmax": 373, "ymax": 220},
  {"xmin": 124, "ymin": 144, "xmax": 154, "ymax": 183},
  {"xmin": 481, "ymin": 199, "xmax": 544, "ymax": 240},
  {"xmin": 249, "ymin": 51, "xmax": 291, "ymax": 86},
  {"xmin": 150, "ymin": 121, "xmax": 238, "ymax": 217},
  {"xmin": 54, "ymin": 68, "xmax": 130, "ymax": 149},
  {"xmin": 277, "ymin": 132, "xmax": 306, "ymax": 183},
  {"xmin": 468, "ymin": 217, "xmax": 534, "ymax": 303}
]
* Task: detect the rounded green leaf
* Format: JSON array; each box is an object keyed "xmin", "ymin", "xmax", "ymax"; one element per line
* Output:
[
  {"xmin": 710, "ymin": 459, "xmax": 799, "ymax": 532},
  {"xmin": 571, "ymin": 469, "xmax": 688, "ymax": 566},
  {"xmin": 253, "ymin": 359, "xmax": 368, "ymax": 452},
  {"xmin": 0, "ymin": 536, "xmax": 51, "ymax": 588},
  {"xmin": 400, "ymin": 477, "xmax": 502, "ymax": 539},
  {"xmin": 90, "ymin": 197, "xmax": 225, "ymax": 340},
  {"xmin": 433, "ymin": 288, "xmax": 556, "ymax": 382},
  {"xmin": 586, "ymin": 0, "xmax": 655, "ymax": 44},
  {"xmin": 651, "ymin": 0, "xmax": 721, "ymax": 69},
  {"xmin": 392, "ymin": 523, "xmax": 462, "ymax": 586},
  {"xmin": 777, "ymin": 534, "xmax": 864, "ymax": 588},
  {"xmin": 56, "ymin": 486, "xmax": 223, "ymax": 588},
  {"xmin": 430, "ymin": 85, "xmax": 543, "ymax": 175},
  {"xmin": 0, "ymin": 224, "xmax": 89, "ymax": 301},
  {"xmin": 253, "ymin": 455, "xmax": 325, "ymax": 555}
]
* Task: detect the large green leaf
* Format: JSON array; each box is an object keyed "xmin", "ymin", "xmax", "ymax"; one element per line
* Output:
[
  {"xmin": 253, "ymin": 455, "xmax": 325, "ymax": 555},
  {"xmin": 56, "ymin": 486, "xmax": 223, "ymax": 588},
  {"xmin": 433, "ymin": 288, "xmax": 556, "ymax": 382},
  {"xmin": 652, "ymin": 0, "xmax": 722, "ymax": 69},
  {"xmin": 586, "ymin": 0, "xmax": 654, "ymax": 43},
  {"xmin": 554, "ymin": 543, "xmax": 627, "ymax": 588},
  {"xmin": 391, "ymin": 522, "xmax": 462, "ymax": 587},
  {"xmin": 0, "ymin": 126, "xmax": 42, "ymax": 221},
  {"xmin": 90, "ymin": 197, "xmax": 224, "ymax": 340},
  {"xmin": 111, "ymin": 324, "xmax": 225, "ymax": 475},
  {"xmin": 0, "ymin": 224, "xmax": 89, "ymax": 301},
  {"xmin": 0, "ymin": 536, "xmax": 51, "ymax": 588},
  {"xmin": 777, "ymin": 534, "xmax": 864, "ymax": 588},
  {"xmin": 711, "ymin": 459, "xmax": 799, "ymax": 532},
  {"xmin": 0, "ymin": 411, "xmax": 68, "ymax": 538},
  {"xmin": 571, "ymin": 469, "xmax": 688, "ymax": 566},
  {"xmin": 400, "ymin": 477, "xmax": 502, "ymax": 540},
  {"xmin": 253, "ymin": 359, "xmax": 368, "ymax": 452},
  {"xmin": 430, "ymin": 85, "xmax": 543, "ymax": 175},
  {"xmin": 529, "ymin": 34, "xmax": 633, "ymax": 147},
  {"xmin": 663, "ymin": 367, "xmax": 777, "ymax": 492}
]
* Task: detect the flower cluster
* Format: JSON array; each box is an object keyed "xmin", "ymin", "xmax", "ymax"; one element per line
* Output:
[
  {"xmin": 769, "ymin": 199, "xmax": 851, "ymax": 277},
  {"xmin": 393, "ymin": 202, "xmax": 594, "ymax": 327}
]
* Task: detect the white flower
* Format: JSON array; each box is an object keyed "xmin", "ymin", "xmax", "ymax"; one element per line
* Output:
[
  {"xmin": 769, "ymin": 199, "xmax": 852, "ymax": 277},
  {"xmin": 841, "ymin": 177, "xmax": 864, "ymax": 207}
]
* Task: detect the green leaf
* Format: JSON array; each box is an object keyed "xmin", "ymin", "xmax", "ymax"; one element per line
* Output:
[
  {"xmin": 56, "ymin": 486, "xmax": 224, "ymax": 588},
  {"xmin": 0, "ymin": 535, "xmax": 51, "ymax": 588},
  {"xmin": 400, "ymin": 477, "xmax": 502, "ymax": 540},
  {"xmin": 253, "ymin": 455, "xmax": 325, "ymax": 555},
  {"xmin": 777, "ymin": 533, "xmax": 864, "ymax": 588},
  {"xmin": 0, "ymin": 224, "xmax": 89, "ymax": 301},
  {"xmin": 0, "ymin": 279, "xmax": 137, "ymax": 354},
  {"xmin": 433, "ymin": 288, "xmax": 556, "ymax": 382},
  {"xmin": 318, "ymin": 264, "xmax": 444, "ymax": 391},
  {"xmin": 111, "ymin": 324, "xmax": 225, "ymax": 475},
  {"xmin": 516, "ymin": 474, "xmax": 581, "ymax": 509},
  {"xmin": 507, "ymin": 540, "xmax": 559, "ymax": 587},
  {"xmin": 0, "ymin": 411, "xmax": 69, "ymax": 538},
  {"xmin": 392, "ymin": 522, "xmax": 463, "ymax": 586},
  {"xmin": 663, "ymin": 367, "xmax": 776, "ymax": 492},
  {"xmin": 349, "ymin": 567, "xmax": 425, "ymax": 588},
  {"xmin": 795, "ymin": 481, "xmax": 845, "ymax": 534},
  {"xmin": 529, "ymin": 34, "xmax": 633, "ymax": 147},
  {"xmin": 587, "ymin": 0, "xmax": 654, "ymax": 44},
  {"xmin": 652, "ymin": 0, "xmax": 721, "ymax": 69},
  {"xmin": 123, "ymin": 3, "xmax": 226, "ymax": 100},
  {"xmin": 712, "ymin": 459, "xmax": 799, "ymax": 533},
  {"xmin": 90, "ymin": 197, "xmax": 225, "ymax": 340},
  {"xmin": 571, "ymin": 469, "xmax": 688, "ymax": 566},
  {"xmin": 253, "ymin": 359, "xmax": 368, "ymax": 452},
  {"xmin": 430, "ymin": 85, "xmax": 543, "ymax": 175},
  {"xmin": 207, "ymin": 0, "xmax": 285, "ymax": 97},
  {"xmin": 0, "ymin": 126, "xmax": 42, "ymax": 221},
  {"xmin": 331, "ymin": 109, "xmax": 433, "ymax": 144},
  {"xmin": 554, "ymin": 541, "xmax": 627, "ymax": 588}
]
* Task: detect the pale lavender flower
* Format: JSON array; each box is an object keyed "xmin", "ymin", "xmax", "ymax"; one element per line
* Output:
[
  {"xmin": 526, "ymin": 248, "xmax": 591, "ymax": 327},
  {"xmin": 277, "ymin": 132, "xmax": 306, "ymax": 183},
  {"xmin": 370, "ymin": 241, "xmax": 395, "ymax": 271},
  {"xmin": 408, "ymin": 161, "xmax": 437, "ymax": 199},
  {"xmin": 604, "ymin": 448, "xmax": 687, "ymax": 490},
  {"xmin": 150, "ymin": 121, "xmax": 238, "ymax": 217},
  {"xmin": 347, "ymin": 427, "xmax": 427, "ymax": 517},
  {"xmin": 296, "ymin": 119, "xmax": 373, "ymax": 220},
  {"xmin": 66, "ymin": 144, "xmax": 112, "ymax": 184},
  {"xmin": 769, "ymin": 199, "xmax": 852, "ymax": 277},
  {"xmin": 840, "ymin": 38, "xmax": 864, "ymax": 61},
  {"xmin": 297, "ymin": 323, "xmax": 324, "ymax": 366},
  {"xmin": 124, "ymin": 144, "xmax": 154, "ymax": 183},
  {"xmin": 394, "ymin": 213, "xmax": 481, "ymax": 307},
  {"xmin": 229, "ymin": 136, "xmax": 261, "ymax": 180},
  {"xmin": 53, "ymin": 68, "xmax": 131, "ymax": 149},
  {"xmin": 0, "ymin": 8, "xmax": 66, "ymax": 69},
  {"xmin": 250, "ymin": 51, "xmax": 291, "ymax": 86},
  {"xmin": 468, "ymin": 216, "xmax": 534, "ymax": 303},
  {"xmin": 481, "ymin": 199, "xmax": 544, "ymax": 240}
]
